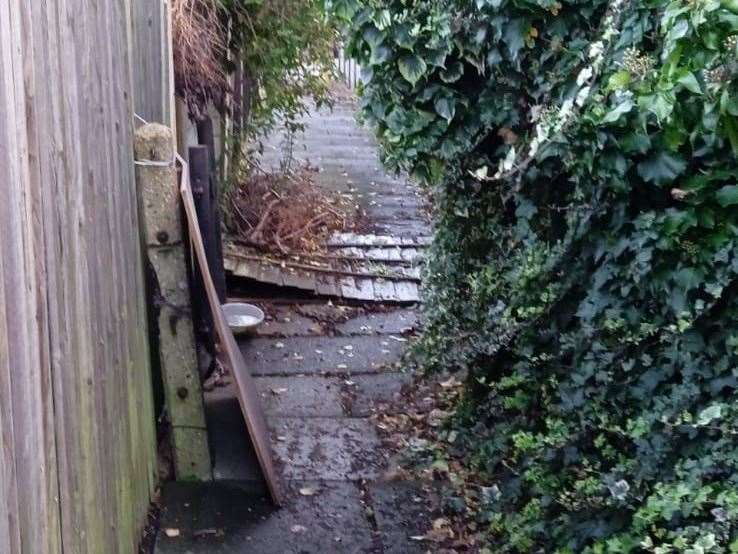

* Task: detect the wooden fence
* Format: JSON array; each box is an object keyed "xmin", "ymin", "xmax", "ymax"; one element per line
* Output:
[
  {"xmin": 129, "ymin": 0, "xmax": 175, "ymax": 128},
  {"xmin": 0, "ymin": 0, "xmax": 158, "ymax": 552},
  {"xmin": 336, "ymin": 44, "xmax": 361, "ymax": 91}
]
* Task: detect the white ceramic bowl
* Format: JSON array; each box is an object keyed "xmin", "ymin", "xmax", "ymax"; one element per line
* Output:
[{"xmin": 222, "ymin": 303, "xmax": 265, "ymax": 335}]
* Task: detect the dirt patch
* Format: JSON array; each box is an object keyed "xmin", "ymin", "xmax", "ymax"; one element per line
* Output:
[{"xmin": 370, "ymin": 373, "xmax": 491, "ymax": 552}]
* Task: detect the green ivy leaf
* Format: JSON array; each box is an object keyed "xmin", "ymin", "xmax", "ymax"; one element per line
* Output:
[
  {"xmin": 697, "ymin": 404, "xmax": 723, "ymax": 425},
  {"xmin": 394, "ymin": 24, "xmax": 414, "ymax": 49},
  {"xmin": 425, "ymin": 49, "xmax": 449, "ymax": 68},
  {"xmin": 434, "ymin": 96, "xmax": 456, "ymax": 122},
  {"xmin": 637, "ymin": 151, "xmax": 687, "ymax": 184},
  {"xmin": 601, "ymin": 98, "xmax": 634, "ymax": 123},
  {"xmin": 639, "ymin": 91, "xmax": 675, "ymax": 122},
  {"xmin": 362, "ymin": 24, "xmax": 385, "ymax": 48},
  {"xmin": 372, "ymin": 9, "xmax": 391, "ymax": 30},
  {"xmin": 715, "ymin": 185, "xmax": 738, "ymax": 206},
  {"xmin": 370, "ymin": 44, "xmax": 392, "ymax": 65},
  {"xmin": 440, "ymin": 61, "xmax": 464, "ymax": 83},
  {"xmin": 486, "ymin": 48, "xmax": 502, "ymax": 68},
  {"xmin": 398, "ymin": 54, "xmax": 427, "ymax": 85},
  {"xmin": 607, "ymin": 70, "xmax": 631, "ymax": 92},
  {"xmin": 677, "ymin": 71, "xmax": 702, "ymax": 94},
  {"xmin": 503, "ymin": 19, "xmax": 528, "ymax": 61}
]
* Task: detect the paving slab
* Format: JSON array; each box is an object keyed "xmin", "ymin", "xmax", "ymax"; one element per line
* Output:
[
  {"xmin": 335, "ymin": 309, "xmax": 418, "ymax": 336},
  {"xmin": 239, "ymin": 335, "xmax": 407, "ymax": 376},
  {"xmin": 345, "ymin": 373, "xmax": 414, "ymax": 417},
  {"xmin": 155, "ymin": 480, "xmax": 376, "ymax": 554},
  {"xmin": 208, "ymin": 377, "xmax": 345, "ymax": 419},
  {"xmin": 256, "ymin": 376, "xmax": 345, "ymax": 417},
  {"xmin": 255, "ymin": 304, "xmax": 418, "ymax": 337},
  {"xmin": 257, "ymin": 305, "xmax": 324, "ymax": 337},
  {"xmin": 369, "ymin": 481, "xmax": 441, "ymax": 553},
  {"xmin": 270, "ymin": 417, "xmax": 385, "ymax": 480}
]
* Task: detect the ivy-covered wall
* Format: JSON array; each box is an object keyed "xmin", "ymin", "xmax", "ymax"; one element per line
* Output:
[{"xmin": 332, "ymin": 0, "xmax": 738, "ymax": 550}]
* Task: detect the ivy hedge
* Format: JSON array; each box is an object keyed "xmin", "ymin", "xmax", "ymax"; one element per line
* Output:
[{"xmin": 331, "ymin": 0, "xmax": 738, "ymax": 551}]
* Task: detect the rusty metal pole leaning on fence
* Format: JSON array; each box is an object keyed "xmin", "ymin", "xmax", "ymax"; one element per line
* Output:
[{"xmin": 134, "ymin": 123, "xmax": 212, "ymax": 481}]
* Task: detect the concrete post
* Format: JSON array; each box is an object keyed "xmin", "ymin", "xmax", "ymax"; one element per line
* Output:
[{"xmin": 134, "ymin": 123, "xmax": 212, "ymax": 481}]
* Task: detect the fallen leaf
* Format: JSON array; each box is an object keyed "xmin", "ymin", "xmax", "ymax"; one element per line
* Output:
[{"xmin": 440, "ymin": 376, "xmax": 457, "ymax": 388}]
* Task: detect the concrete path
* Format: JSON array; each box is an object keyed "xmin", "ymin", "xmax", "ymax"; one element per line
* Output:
[{"xmin": 155, "ymin": 97, "xmax": 434, "ymax": 553}]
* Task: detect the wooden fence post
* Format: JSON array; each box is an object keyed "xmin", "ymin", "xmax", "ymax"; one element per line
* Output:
[
  {"xmin": 196, "ymin": 117, "xmax": 227, "ymax": 302},
  {"xmin": 134, "ymin": 123, "xmax": 212, "ymax": 481},
  {"xmin": 189, "ymin": 146, "xmax": 217, "ymax": 377}
]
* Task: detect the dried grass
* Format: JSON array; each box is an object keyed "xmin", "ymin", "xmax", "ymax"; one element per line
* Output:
[{"xmin": 172, "ymin": 0, "xmax": 229, "ymax": 118}]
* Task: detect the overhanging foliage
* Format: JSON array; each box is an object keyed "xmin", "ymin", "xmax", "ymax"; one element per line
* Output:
[{"xmin": 331, "ymin": 0, "xmax": 738, "ymax": 550}]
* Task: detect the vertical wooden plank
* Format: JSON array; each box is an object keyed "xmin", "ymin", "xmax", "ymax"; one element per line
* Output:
[
  {"xmin": 96, "ymin": 1, "xmax": 129, "ymax": 549},
  {"xmin": 48, "ymin": 0, "xmax": 95, "ymax": 548},
  {"xmin": 0, "ymin": 0, "xmax": 63, "ymax": 551},
  {"xmin": 0, "ymin": 4, "xmax": 23, "ymax": 550},
  {"xmin": 129, "ymin": 0, "xmax": 175, "ymax": 126},
  {"xmin": 0, "ymin": 253, "xmax": 17, "ymax": 554},
  {"xmin": 21, "ymin": 2, "xmax": 70, "ymax": 552},
  {"xmin": 122, "ymin": 0, "xmax": 160, "ymax": 508}
]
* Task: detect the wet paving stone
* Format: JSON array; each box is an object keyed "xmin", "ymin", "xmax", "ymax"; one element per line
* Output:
[
  {"xmin": 270, "ymin": 417, "xmax": 385, "ymax": 481},
  {"xmin": 156, "ymin": 480, "xmax": 376, "ymax": 554},
  {"xmin": 239, "ymin": 335, "xmax": 407, "ymax": 376},
  {"xmin": 334, "ymin": 309, "xmax": 418, "ymax": 336},
  {"xmin": 255, "ymin": 376, "xmax": 345, "ymax": 417},
  {"xmin": 345, "ymin": 373, "xmax": 414, "ymax": 417},
  {"xmin": 369, "ymin": 481, "xmax": 441, "ymax": 553}
]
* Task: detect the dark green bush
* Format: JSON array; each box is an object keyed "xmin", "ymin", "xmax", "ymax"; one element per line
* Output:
[
  {"xmin": 331, "ymin": 0, "xmax": 738, "ymax": 550},
  {"xmin": 223, "ymin": 0, "xmax": 337, "ymax": 137}
]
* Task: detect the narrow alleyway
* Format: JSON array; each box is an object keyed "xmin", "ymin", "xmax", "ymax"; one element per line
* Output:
[{"xmin": 155, "ymin": 94, "xmax": 436, "ymax": 553}]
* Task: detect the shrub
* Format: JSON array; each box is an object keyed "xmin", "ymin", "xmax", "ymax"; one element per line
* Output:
[
  {"xmin": 224, "ymin": 0, "xmax": 337, "ymax": 137},
  {"xmin": 331, "ymin": 0, "xmax": 738, "ymax": 550}
]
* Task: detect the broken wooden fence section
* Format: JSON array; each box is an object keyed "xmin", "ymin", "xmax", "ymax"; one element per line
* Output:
[{"xmin": 224, "ymin": 233, "xmax": 430, "ymax": 302}]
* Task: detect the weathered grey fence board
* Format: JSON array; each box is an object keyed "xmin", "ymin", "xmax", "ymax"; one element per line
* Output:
[
  {"xmin": 0, "ymin": 0, "xmax": 159, "ymax": 552},
  {"xmin": 129, "ymin": 0, "xmax": 174, "ymax": 127}
]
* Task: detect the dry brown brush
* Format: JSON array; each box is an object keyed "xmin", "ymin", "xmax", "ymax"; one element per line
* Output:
[
  {"xmin": 227, "ymin": 165, "xmax": 361, "ymax": 255},
  {"xmin": 171, "ymin": 0, "xmax": 229, "ymax": 119}
]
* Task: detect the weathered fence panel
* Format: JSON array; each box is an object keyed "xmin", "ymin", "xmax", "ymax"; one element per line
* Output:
[
  {"xmin": 336, "ymin": 44, "xmax": 361, "ymax": 91},
  {"xmin": 129, "ymin": 0, "xmax": 175, "ymax": 128},
  {"xmin": 0, "ymin": 0, "xmax": 157, "ymax": 552}
]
